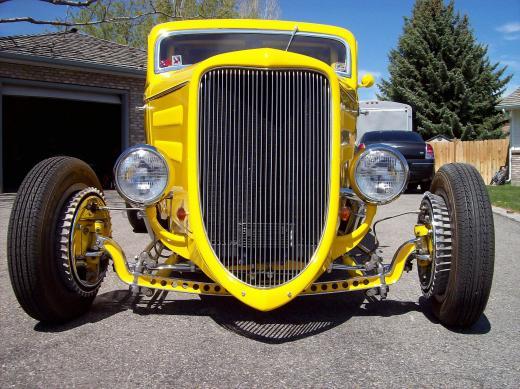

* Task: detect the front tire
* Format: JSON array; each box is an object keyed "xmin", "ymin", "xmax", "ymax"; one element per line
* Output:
[
  {"xmin": 425, "ymin": 163, "xmax": 494, "ymax": 328},
  {"xmin": 7, "ymin": 157, "xmax": 108, "ymax": 323}
]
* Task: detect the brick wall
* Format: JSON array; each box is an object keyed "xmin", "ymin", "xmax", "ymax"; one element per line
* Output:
[
  {"xmin": 0, "ymin": 61, "xmax": 146, "ymax": 145},
  {"xmin": 511, "ymin": 150, "xmax": 520, "ymax": 186}
]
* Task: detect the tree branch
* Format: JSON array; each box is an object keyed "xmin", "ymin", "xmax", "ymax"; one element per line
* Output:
[
  {"xmin": 0, "ymin": 10, "xmax": 192, "ymax": 26},
  {"xmin": 41, "ymin": 0, "xmax": 98, "ymax": 5},
  {"xmin": 0, "ymin": 0, "xmax": 98, "ymax": 5},
  {"xmin": 0, "ymin": 0, "xmax": 204, "ymax": 26}
]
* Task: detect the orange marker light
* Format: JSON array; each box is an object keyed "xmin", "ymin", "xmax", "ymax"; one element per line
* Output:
[
  {"xmin": 176, "ymin": 207, "xmax": 187, "ymax": 221},
  {"xmin": 339, "ymin": 206, "xmax": 351, "ymax": 221}
]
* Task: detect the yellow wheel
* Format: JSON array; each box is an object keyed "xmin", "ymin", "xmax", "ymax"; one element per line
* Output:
[{"xmin": 58, "ymin": 187, "xmax": 112, "ymax": 297}]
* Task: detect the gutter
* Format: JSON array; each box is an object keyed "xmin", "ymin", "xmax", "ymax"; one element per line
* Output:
[
  {"xmin": 0, "ymin": 51, "xmax": 146, "ymax": 78},
  {"xmin": 492, "ymin": 206, "xmax": 520, "ymax": 224},
  {"xmin": 496, "ymin": 104, "xmax": 520, "ymax": 110},
  {"xmin": 495, "ymin": 107, "xmax": 514, "ymax": 183},
  {"xmin": 507, "ymin": 146, "xmax": 512, "ymax": 183}
]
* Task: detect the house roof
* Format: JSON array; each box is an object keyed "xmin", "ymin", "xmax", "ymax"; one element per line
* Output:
[
  {"xmin": 0, "ymin": 29, "xmax": 146, "ymax": 76},
  {"xmin": 497, "ymin": 87, "xmax": 520, "ymax": 110},
  {"xmin": 427, "ymin": 134, "xmax": 453, "ymax": 142}
]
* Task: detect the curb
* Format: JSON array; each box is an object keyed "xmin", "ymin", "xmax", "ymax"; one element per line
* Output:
[{"xmin": 492, "ymin": 206, "xmax": 520, "ymax": 223}]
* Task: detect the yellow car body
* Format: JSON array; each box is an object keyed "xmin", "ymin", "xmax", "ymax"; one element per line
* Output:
[
  {"xmin": 104, "ymin": 19, "xmax": 414, "ymax": 311},
  {"xmin": 6, "ymin": 19, "xmax": 496, "ymax": 328}
]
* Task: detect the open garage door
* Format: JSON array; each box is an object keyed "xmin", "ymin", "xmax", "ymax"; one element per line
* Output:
[{"xmin": 1, "ymin": 83, "xmax": 125, "ymax": 192}]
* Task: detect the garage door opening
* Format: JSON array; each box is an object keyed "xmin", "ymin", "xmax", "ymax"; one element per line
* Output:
[{"xmin": 2, "ymin": 95, "xmax": 122, "ymax": 192}]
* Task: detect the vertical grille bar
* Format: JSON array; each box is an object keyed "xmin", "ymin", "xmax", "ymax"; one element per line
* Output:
[{"xmin": 199, "ymin": 68, "xmax": 331, "ymax": 287}]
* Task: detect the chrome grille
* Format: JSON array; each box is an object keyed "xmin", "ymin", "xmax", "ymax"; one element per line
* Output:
[{"xmin": 198, "ymin": 68, "xmax": 331, "ymax": 287}]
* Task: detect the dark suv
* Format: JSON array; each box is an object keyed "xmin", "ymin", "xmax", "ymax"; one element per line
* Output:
[{"xmin": 358, "ymin": 130, "xmax": 435, "ymax": 191}]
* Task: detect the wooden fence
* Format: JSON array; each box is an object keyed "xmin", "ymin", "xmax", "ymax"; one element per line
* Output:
[{"xmin": 427, "ymin": 138, "xmax": 509, "ymax": 184}]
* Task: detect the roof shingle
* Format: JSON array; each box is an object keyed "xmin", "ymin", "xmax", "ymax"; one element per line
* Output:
[
  {"xmin": 0, "ymin": 30, "xmax": 146, "ymax": 72},
  {"xmin": 497, "ymin": 87, "xmax": 520, "ymax": 109}
]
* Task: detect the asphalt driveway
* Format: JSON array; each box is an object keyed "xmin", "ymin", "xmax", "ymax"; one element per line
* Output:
[{"xmin": 0, "ymin": 192, "xmax": 519, "ymax": 387}]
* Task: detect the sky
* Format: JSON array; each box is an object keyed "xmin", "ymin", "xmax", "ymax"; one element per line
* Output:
[{"xmin": 0, "ymin": 0, "xmax": 519, "ymax": 100}]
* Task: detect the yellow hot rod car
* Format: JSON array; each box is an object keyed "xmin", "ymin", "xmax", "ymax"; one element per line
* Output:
[{"xmin": 8, "ymin": 19, "xmax": 494, "ymax": 328}]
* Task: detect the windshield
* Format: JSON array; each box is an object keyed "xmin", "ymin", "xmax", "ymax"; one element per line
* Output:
[{"xmin": 156, "ymin": 31, "xmax": 349, "ymax": 74}]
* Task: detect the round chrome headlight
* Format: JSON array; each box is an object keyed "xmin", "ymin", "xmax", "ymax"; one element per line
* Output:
[
  {"xmin": 114, "ymin": 145, "xmax": 169, "ymax": 205},
  {"xmin": 353, "ymin": 145, "xmax": 409, "ymax": 204}
]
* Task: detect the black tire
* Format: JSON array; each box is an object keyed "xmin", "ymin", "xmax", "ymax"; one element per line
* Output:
[
  {"xmin": 126, "ymin": 203, "xmax": 147, "ymax": 233},
  {"xmin": 7, "ymin": 156, "xmax": 104, "ymax": 323},
  {"xmin": 427, "ymin": 163, "xmax": 494, "ymax": 328}
]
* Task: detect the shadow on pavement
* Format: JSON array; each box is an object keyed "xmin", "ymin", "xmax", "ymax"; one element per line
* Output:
[
  {"xmin": 33, "ymin": 290, "xmax": 132, "ymax": 333},
  {"xmin": 35, "ymin": 289, "xmax": 427, "ymax": 343},
  {"xmin": 35, "ymin": 289, "xmax": 491, "ymax": 340},
  {"xmin": 417, "ymin": 296, "xmax": 491, "ymax": 335}
]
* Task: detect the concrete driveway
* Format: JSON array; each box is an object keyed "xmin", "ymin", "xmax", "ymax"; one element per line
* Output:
[{"xmin": 0, "ymin": 192, "xmax": 519, "ymax": 387}]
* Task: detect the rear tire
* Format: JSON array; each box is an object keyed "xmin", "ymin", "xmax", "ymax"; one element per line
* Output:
[
  {"xmin": 7, "ymin": 157, "xmax": 104, "ymax": 323},
  {"xmin": 427, "ymin": 163, "xmax": 494, "ymax": 328}
]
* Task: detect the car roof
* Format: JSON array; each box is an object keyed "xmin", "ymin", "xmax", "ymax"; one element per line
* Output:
[
  {"xmin": 363, "ymin": 130, "xmax": 413, "ymax": 135},
  {"xmin": 360, "ymin": 130, "xmax": 424, "ymax": 142},
  {"xmin": 149, "ymin": 19, "xmax": 355, "ymax": 46}
]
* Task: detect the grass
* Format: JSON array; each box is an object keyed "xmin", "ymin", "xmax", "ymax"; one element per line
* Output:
[{"xmin": 487, "ymin": 184, "xmax": 520, "ymax": 212}]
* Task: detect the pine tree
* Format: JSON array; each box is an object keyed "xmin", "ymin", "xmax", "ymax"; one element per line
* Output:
[{"xmin": 378, "ymin": 0, "xmax": 511, "ymax": 140}]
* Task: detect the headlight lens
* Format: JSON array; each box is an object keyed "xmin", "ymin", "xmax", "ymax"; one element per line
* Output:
[
  {"xmin": 353, "ymin": 146, "xmax": 409, "ymax": 204},
  {"xmin": 114, "ymin": 145, "xmax": 169, "ymax": 205}
]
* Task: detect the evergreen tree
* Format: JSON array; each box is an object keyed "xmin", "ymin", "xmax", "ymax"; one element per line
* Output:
[{"xmin": 378, "ymin": 0, "xmax": 511, "ymax": 140}]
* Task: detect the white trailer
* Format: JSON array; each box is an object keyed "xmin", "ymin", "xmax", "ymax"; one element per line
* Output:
[{"xmin": 357, "ymin": 100, "xmax": 413, "ymax": 142}]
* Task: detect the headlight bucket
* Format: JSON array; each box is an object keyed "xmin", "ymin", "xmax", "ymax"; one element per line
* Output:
[
  {"xmin": 350, "ymin": 145, "xmax": 409, "ymax": 205},
  {"xmin": 114, "ymin": 145, "xmax": 170, "ymax": 206}
]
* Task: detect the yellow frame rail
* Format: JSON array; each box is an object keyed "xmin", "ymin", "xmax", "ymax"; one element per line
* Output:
[{"xmin": 98, "ymin": 236, "xmax": 415, "ymax": 297}]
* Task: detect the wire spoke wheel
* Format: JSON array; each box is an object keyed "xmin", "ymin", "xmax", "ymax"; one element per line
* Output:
[
  {"xmin": 417, "ymin": 192, "xmax": 452, "ymax": 300},
  {"xmin": 58, "ymin": 188, "xmax": 112, "ymax": 296}
]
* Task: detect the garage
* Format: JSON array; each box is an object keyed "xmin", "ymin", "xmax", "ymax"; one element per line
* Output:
[
  {"xmin": 2, "ymin": 83, "xmax": 124, "ymax": 192},
  {"xmin": 0, "ymin": 29, "xmax": 146, "ymax": 192}
]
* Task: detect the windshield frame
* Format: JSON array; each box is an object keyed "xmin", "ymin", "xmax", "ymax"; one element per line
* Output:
[{"xmin": 154, "ymin": 28, "xmax": 351, "ymax": 77}]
